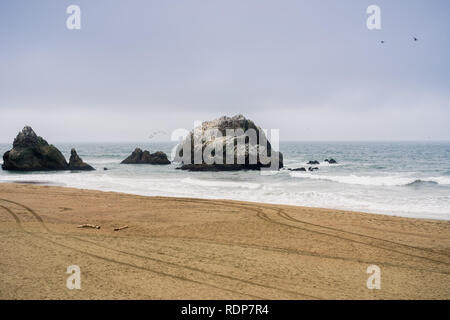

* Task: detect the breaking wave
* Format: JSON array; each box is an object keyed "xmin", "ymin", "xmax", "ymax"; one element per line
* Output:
[{"xmin": 290, "ymin": 173, "xmax": 449, "ymax": 187}]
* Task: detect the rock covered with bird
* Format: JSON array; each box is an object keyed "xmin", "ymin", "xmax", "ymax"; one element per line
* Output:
[{"xmin": 174, "ymin": 115, "xmax": 283, "ymax": 171}]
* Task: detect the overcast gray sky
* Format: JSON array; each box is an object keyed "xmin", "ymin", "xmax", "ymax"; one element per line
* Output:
[{"xmin": 1, "ymin": 0, "xmax": 449, "ymax": 142}]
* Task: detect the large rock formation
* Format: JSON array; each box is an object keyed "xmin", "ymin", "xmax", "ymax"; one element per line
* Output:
[
  {"xmin": 2, "ymin": 126, "xmax": 69, "ymax": 171},
  {"xmin": 175, "ymin": 115, "xmax": 283, "ymax": 171},
  {"xmin": 69, "ymin": 149, "xmax": 95, "ymax": 171},
  {"xmin": 121, "ymin": 148, "xmax": 171, "ymax": 164}
]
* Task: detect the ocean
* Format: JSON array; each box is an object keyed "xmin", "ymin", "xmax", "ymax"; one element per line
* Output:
[{"xmin": 0, "ymin": 142, "xmax": 449, "ymax": 220}]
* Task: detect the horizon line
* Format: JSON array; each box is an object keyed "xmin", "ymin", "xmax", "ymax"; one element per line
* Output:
[{"xmin": 1, "ymin": 139, "xmax": 449, "ymax": 144}]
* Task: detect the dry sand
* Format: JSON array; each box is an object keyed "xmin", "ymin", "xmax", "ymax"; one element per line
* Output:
[{"xmin": 0, "ymin": 183, "xmax": 449, "ymax": 299}]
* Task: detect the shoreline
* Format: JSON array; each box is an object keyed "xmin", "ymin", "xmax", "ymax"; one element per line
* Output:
[
  {"xmin": 1, "ymin": 180, "xmax": 448, "ymax": 221},
  {"xmin": 0, "ymin": 182, "xmax": 449, "ymax": 299}
]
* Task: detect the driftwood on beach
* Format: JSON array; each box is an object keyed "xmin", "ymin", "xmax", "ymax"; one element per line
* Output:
[
  {"xmin": 114, "ymin": 225, "xmax": 129, "ymax": 231},
  {"xmin": 77, "ymin": 224, "xmax": 100, "ymax": 229}
]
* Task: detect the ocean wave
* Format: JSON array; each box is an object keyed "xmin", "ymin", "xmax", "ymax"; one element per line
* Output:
[
  {"xmin": 288, "ymin": 190, "xmax": 450, "ymax": 218},
  {"xmin": 81, "ymin": 158, "xmax": 122, "ymax": 165},
  {"xmin": 289, "ymin": 172, "xmax": 450, "ymax": 187},
  {"xmin": 181, "ymin": 177, "xmax": 261, "ymax": 189},
  {"xmin": 284, "ymin": 161, "xmax": 345, "ymax": 168},
  {"xmin": 1, "ymin": 172, "xmax": 448, "ymax": 219},
  {"xmin": 405, "ymin": 179, "xmax": 438, "ymax": 187},
  {"xmin": 428, "ymin": 176, "xmax": 450, "ymax": 185}
]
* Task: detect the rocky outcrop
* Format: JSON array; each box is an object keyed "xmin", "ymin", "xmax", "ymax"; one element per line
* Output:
[
  {"xmin": 307, "ymin": 160, "xmax": 320, "ymax": 165},
  {"xmin": 324, "ymin": 158, "xmax": 337, "ymax": 164},
  {"xmin": 291, "ymin": 167, "xmax": 306, "ymax": 171},
  {"xmin": 69, "ymin": 149, "xmax": 95, "ymax": 171},
  {"xmin": 149, "ymin": 151, "xmax": 171, "ymax": 164},
  {"xmin": 308, "ymin": 167, "xmax": 319, "ymax": 171},
  {"xmin": 2, "ymin": 126, "xmax": 69, "ymax": 171},
  {"xmin": 121, "ymin": 148, "xmax": 171, "ymax": 165},
  {"xmin": 175, "ymin": 115, "xmax": 283, "ymax": 171}
]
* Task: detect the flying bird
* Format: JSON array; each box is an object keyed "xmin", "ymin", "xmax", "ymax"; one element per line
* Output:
[{"xmin": 148, "ymin": 130, "xmax": 168, "ymax": 139}]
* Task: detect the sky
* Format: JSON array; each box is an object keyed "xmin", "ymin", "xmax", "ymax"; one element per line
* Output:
[{"xmin": 0, "ymin": 0, "xmax": 449, "ymax": 142}]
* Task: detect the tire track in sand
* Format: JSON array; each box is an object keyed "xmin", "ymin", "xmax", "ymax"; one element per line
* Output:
[
  {"xmin": 256, "ymin": 208, "xmax": 450, "ymax": 270},
  {"xmin": 0, "ymin": 199, "xmax": 321, "ymax": 299},
  {"xmin": 142, "ymin": 197, "xmax": 450, "ymax": 274},
  {"xmin": 166, "ymin": 198, "xmax": 450, "ymax": 269},
  {"xmin": 0, "ymin": 203, "xmax": 268, "ymax": 299}
]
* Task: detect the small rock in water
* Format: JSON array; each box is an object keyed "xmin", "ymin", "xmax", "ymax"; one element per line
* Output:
[
  {"xmin": 307, "ymin": 160, "xmax": 320, "ymax": 165},
  {"xmin": 121, "ymin": 148, "xmax": 170, "ymax": 164},
  {"xmin": 69, "ymin": 149, "xmax": 95, "ymax": 171},
  {"xmin": 308, "ymin": 167, "xmax": 319, "ymax": 171}
]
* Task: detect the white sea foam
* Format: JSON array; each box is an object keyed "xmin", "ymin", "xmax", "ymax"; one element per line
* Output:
[
  {"xmin": 82, "ymin": 158, "xmax": 120, "ymax": 165},
  {"xmin": 1, "ymin": 172, "xmax": 449, "ymax": 220},
  {"xmin": 284, "ymin": 190, "xmax": 450, "ymax": 219},
  {"xmin": 284, "ymin": 161, "xmax": 345, "ymax": 168},
  {"xmin": 428, "ymin": 176, "xmax": 450, "ymax": 185},
  {"xmin": 182, "ymin": 177, "xmax": 261, "ymax": 189},
  {"xmin": 289, "ymin": 172, "xmax": 450, "ymax": 186}
]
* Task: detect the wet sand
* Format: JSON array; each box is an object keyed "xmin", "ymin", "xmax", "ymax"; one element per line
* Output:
[{"xmin": 0, "ymin": 183, "xmax": 449, "ymax": 299}]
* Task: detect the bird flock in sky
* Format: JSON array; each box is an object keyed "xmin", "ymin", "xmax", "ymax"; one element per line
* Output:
[{"xmin": 381, "ymin": 36, "xmax": 418, "ymax": 44}]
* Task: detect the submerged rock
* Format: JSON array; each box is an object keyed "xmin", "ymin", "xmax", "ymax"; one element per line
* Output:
[
  {"xmin": 291, "ymin": 167, "xmax": 306, "ymax": 172},
  {"xmin": 69, "ymin": 149, "xmax": 95, "ymax": 171},
  {"xmin": 2, "ymin": 126, "xmax": 68, "ymax": 171},
  {"xmin": 175, "ymin": 114, "xmax": 283, "ymax": 171},
  {"xmin": 324, "ymin": 158, "xmax": 337, "ymax": 164},
  {"xmin": 307, "ymin": 160, "xmax": 320, "ymax": 165},
  {"xmin": 121, "ymin": 148, "xmax": 170, "ymax": 164}
]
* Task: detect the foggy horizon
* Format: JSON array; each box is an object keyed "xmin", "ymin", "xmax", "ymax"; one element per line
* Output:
[{"xmin": 1, "ymin": 0, "xmax": 449, "ymax": 142}]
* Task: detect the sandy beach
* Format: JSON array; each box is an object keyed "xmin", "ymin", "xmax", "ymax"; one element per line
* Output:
[{"xmin": 0, "ymin": 182, "xmax": 449, "ymax": 299}]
